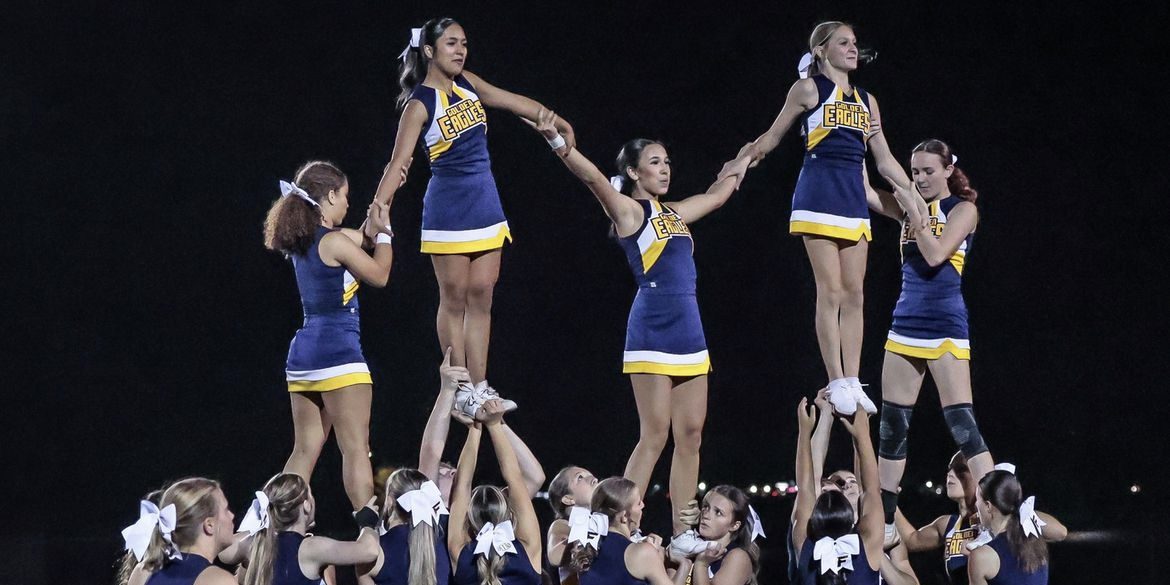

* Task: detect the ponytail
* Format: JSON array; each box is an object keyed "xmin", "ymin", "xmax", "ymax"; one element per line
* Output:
[
  {"xmin": 476, "ymin": 553, "xmax": 507, "ymax": 585},
  {"xmin": 141, "ymin": 478, "xmax": 222, "ymax": 573},
  {"xmin": 979, "ymin": 471, "xmax": 1048, "ymax": 574},
  {"xmin": 243, "ymin": 526, "xmax": 278, "ymax": 585},
  {"xmin": 912, "ymin": 139, "xmax": 979, "ymax": 203},
  {"xmin": 570, "ymin": 477, "xmax": 638, "ymax": 574},
  {"xmin": 263, "ymin": 161, "xmax": 346, "ymax": 256},
  {"xmin": 396, "ymin": 18, "xmax": 461, "ymax": 110},
  {"xmin": 407, "ymin": 521, "xmax": 439, "ymax": 585}
]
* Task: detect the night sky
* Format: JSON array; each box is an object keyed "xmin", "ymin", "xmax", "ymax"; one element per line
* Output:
[{"xmin": 6, "ymin": 1, "xmax": 1166, "ymax": 583}]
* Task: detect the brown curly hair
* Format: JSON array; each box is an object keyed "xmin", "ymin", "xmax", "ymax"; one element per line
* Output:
[{"xmin": 263, "ymin": 161, "xmax": 347, "ymax": 255}]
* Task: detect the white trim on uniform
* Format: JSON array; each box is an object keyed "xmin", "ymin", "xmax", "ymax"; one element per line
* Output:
[
  {"xmin": 886, "ymin": 332, "xmax": 970, "ymax": 349},
  {"xmin": 286, "ymin": 362, "xmax": 370, "ymax": 381},
  {"xmin": 421, "ymin": 221, "xmax": 510, "ymax": 243},
  {"xmin": 623, "ymin": 349, "xmax": 710, "ymax": 365},
  {"xmin": 790, "ymin": 209, "xmax": 872, "ymax": 228}
]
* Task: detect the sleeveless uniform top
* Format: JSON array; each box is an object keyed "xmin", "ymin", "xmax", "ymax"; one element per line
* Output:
[
  {"xmin": 145, "ymin": 554, "xmax": 211, "ymax": 585},
  {"xmin": 373, "ymin": 521, "xmax": 452, "ymax": 585},
  {"xmin": 409, "ymin": 74, "xmax": 491, "ymax": 177},
  {"xmin": 273, "ymin": 532, "xmax": 323, "ymax": 585},
  {"xmin": 943, "ymin": 514, "xmax": 980, "ymax": 584},
  {"xmin": 795, "ymin": 537, "xmax": 880, "ymax": 585},
  {"xmin": 453, "ymin": 538, "xmax": 541, "ymax": 585},
  {"xmin": 578, "ymin": 534, "xmax": 648, "ymax": 585},
  {"xmin": 618, "ymin": 199, "xmax": 696, "ymax": 294},
  {"xmin": 293, "ymin": 226, "xmax": 360, "ymax": 316},
  {"xmin": 986, "ymin": 533, "xmax": 1048, "ymax": 585},
  {"xmin": 885, "ymin": 195, "xmax": 975, "ymax": 360},
  {"xmin": 801, "ymin": 74, "xmax": 871, "ymax": 165}
]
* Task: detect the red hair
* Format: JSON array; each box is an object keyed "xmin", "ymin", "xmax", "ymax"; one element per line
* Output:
[{"xmin": 912, "ymin": 139, "xmax": 978, "ymax": 203}]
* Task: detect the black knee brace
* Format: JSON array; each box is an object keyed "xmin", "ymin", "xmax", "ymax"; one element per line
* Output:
[
  {"xmin": 942, "ymin": 403, "xmax": 988, "ymax": 458},
  {"xmin": 879, "ymin": 401, "xmax": 914, "ymax": 460}
]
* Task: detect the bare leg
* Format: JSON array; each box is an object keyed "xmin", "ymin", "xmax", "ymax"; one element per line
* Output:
[
  {"xmin": 838, "ymin": 238, "xmax": 869, "ymax": 378},
  {"xmin": 284, "ymin": 392, "xmax": 332, "ymax": 481},
  {"xmin": 321, "ymin": 384, "xmax": 375, "ymax": 509},
  {"xmin": 463, "ymin": 249, "xmax": 502, "ymax": 383},
  {"xmin": 669, "ymin": 375, "xmax": 708, "ymax": 535},
  {"xmin": 432, "ymin": 254, "xmax": 472, "ymax": 369},
  {"xmin": 803, "ymin": 236, "xmax": 846, "ymax": 381},
  {"xmin": 878, "ymin": 352, "xmax": 926, "ymax": 495},
  {"xmin": 930, "ymin": 354, "xmax": 994, "ymax": 482},
  {"xmin": 623, "ymin": 374, "xmax": 673, "ymax": 499}
]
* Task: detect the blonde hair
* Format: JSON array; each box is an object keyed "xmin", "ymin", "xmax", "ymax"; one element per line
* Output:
[
  {"xmin": 807, "ymin": 21, "xmax": 850, "ymax": 77},
  {"xmin": 384, "ymin": 469, "xmax": 438, "ymax": 585},
  {"xmin": 569, "ymin": 477, "xmax": 638, "ymax": 574},
  {"xmin": 244, "ymin": 473, "xmax": 311, "ymax": 585},
  {"xmin": 467, "ymin": 486, "xmax": 512, "ymax": 585},
  {"xmin": 140, "ymin": 478, "xmax": 222, "ymax": 573}
]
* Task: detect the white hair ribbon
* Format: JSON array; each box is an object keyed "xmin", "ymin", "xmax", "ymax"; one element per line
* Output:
[
  {"xmin": 399, "ymin": 27, "xmax": 423, "ymax": 60},
  {"xmin": 994, "ymin": 462, "xmax": 1016, "ymax": 475},
  {"xmin": 279, "ymin": 180, "xmax": 319, "ymax": 207},
  {"xmin": 567, "ymin": 506, "xmax": 609, "ymax": 549},
  {"xmin": 474, "ymin": 520, "xmax": 518, "ymax": 557},
  {"xmin": 237, "ymin": 491, "xmax": 271, "ymax": 535},
  {"xmin": 629, "ymin": 529, "xmax": 647, "ymax": 543},
  {"xmin": 748, "ymin": 505, "xmax": 766, "ymax": 541},
  {"xmin": 397, "ymin": 481, "xmax": 448, "ymax": 527},
  {"xmin": 951, "ymin": 154, "xmax": 959, "ymax": 165},
  {"xmin": 121, "ymin": 501, "xmax": 180, "ymax": 561},
  {"xmin": 1018, "ymin": 496, "xmax": 1047, "ymax": 538},
  {"xmin": 609, "ymin": 175, "xmax": 625, "ymax": 192},
  {"xmin": 798, "ymin": 52, "xmax": 813, "ymax": 79},
  {"xmin": 812, "ymin": 534, "xmax": 860, "ymax": 575}
]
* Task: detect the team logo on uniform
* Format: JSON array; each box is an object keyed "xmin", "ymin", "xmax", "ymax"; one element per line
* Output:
[
  {"xmin": 823, "ymin": 101, "xmax": 870, "ymax": 133},
  {"xmin": 945, "ymin": 524, "xmax": 980, "ymax": 559},
  {"xmin": 650, "ymin": 209, "xmax": 691, "ymax": 240},
  {"xmin": 437, "ymin": 98, "xmax": 487, "ymax": 141},
  {"xmin": 900, "ymin": 215, "xmax": 945, "ymax": 243}
]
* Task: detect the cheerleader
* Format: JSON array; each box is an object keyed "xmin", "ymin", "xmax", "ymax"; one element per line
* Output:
[
  {"xmin": 118, "ymin": 487, "xmax": 165, "ymax": 585},
  {"xmin": 263, "ymin": 161, "xmax": 396, "ymax": 511},
  {"xmin": 720, "ymin": 21, "xmax": 923, "ymax": 415},
  {"xmin": 547, "ymin": 466, "xmax": 599, "ymax": 585},
  {"xmin": 527, "ymin": 108, "xmax": 741, "ymax": 549},
  {"xmin": 123, "ymin": 478, "xmax": 237, "ymax": 585},
  {"xmin": 864, "ymin": 140, "xmax": 996, "ymax": 536},
  {"xmin": 358, "ymin": 468, "xmax": 452, "ymax": 585},
  {"xmin": 792, "ymin": 399, "xmax": 883, "ymax": 584},
  {"xmin": 672, "ymin": 485, "xmax": 763, "ymax": 585},
  {"xmin": 447, "ymin": 400, "xmax": 543, "ymax": 585},
  {"xmin": 373, "ymin": 18, "xmax": 576, "ymax": 409},
  {"xmin": 966, "ymin": 470, "xmax": 1052, "ymax": 585},
  {"xmin": 567, "ymin": 477, "xmax": 683, "ymax": 585}
]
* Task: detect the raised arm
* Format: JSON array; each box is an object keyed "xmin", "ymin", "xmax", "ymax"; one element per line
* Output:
[
  {"xmin": 446, "ymin": 419, "xmax": 483, "ymax": 561},
  {"xmin": 319, "ymin": 202, "xmax": 394, "ymax": 288},
  {"xmin": 863, "ymin": 94, "xmax": 910, "ymax": 190},
  {"xmin": 483, "ymin": 403, "xmax": 543, "ymax": 572},
  {"xmin": 669, "ymin": 171, "xmax": 740, "ymax": 225},
  {"xmin": 864, "ymin": 163, "xmax": 904, "ymax": 221},
  {"xmin": 908, "ymin": 197, "xmax": 978, "ymax": 267},
  {"xmin": 894, "ymin": 509, "xmax": 948, "ymax": 553},
  {"xmin": 840, "ymin": 412, "xmax": 883, "ymax": 569},
  {"xmin": 526, "ymin": 107, "xmax": 643, "ymax": 235},
  {"xmin": 498, "ymin": 423, "xmax": 546, "ymax": 498},
  {"xmin": 1038, "ymin": 511, "xmax": 1068, "ymax": 542},
  {"xmin": 792, "ymin": 398, "xmax": 818, "ymax": 552},
  {"xmin": 717, "ymin": 78, "xmax": 819, "ymax": 185},
  {"xmin": 419, "ymin": 348, "xmax": 470, "ymax": 483},
  {"xmin": 810, "ymin": 388, "xmax": 834, "ymax": 483},
  {"xmin": 374, "ymin": 100, "xmax": 428, "ymax": 206},
  {"xmin": 462, "ymin": 71, "xmax": 575, "ymax": 150}
]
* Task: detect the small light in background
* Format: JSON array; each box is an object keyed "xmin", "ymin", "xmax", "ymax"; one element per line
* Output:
[
  {"xmin": 698, "ymin": 482, "xmax": 707, "ymax": 491},
  {"xmin": 778, "ymin": 482, "xmax": 789, "ymax": 492},
  {"xmin": 1130, "ymin": 484, "xmax": 1141, "ymax": 494},
  {"xmin": 925, "ymin": 480, "xmax": 933, "ymax": 489},
  {"xmin": 749, "ymin": 485, "xmax": 758, "ymax": 494}
]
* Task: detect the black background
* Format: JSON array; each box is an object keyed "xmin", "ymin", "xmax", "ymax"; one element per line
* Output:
[{"xmin": 5, "ymin": 1, "xmax": 1167, "ymax": 583}]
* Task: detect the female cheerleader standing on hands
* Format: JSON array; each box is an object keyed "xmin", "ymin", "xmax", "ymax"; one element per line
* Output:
[
  {"xmin": 867, "ymin": 140, "xmax": 994, "ymax": 535},
  {"xmin": 375, "ymin": 18, "xmax": 576, "ymax": 406},
  {"xmin": 721, "ymin": 21, "xmax": 923, "ymax": 415},
  {"xmin": 264, "ymin": 161, "xmax": 397, "ymax": 512},
  {"xmin": 527, "ymin": 107, "xmax": 742, "ymax": 550}
]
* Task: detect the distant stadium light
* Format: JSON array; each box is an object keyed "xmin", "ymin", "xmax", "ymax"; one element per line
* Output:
[
  {"xmin": 698, "ymin": 482, "xmax": 707, "ymax": 491},
  {"xmin": 749, "ymin": 485, "xmax": 758, "ymax": 494},
  {"xmin": 1130, "ymin": 484, "xmax": 1141, "ymax": 494}
]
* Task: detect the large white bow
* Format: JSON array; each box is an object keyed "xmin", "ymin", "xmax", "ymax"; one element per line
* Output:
[
  {"xmin": 994, "ymin": 462, "xmax": 1017, "ymax": 475},
  {"xmin": 812, "ymin": 534, "xmax": 860, "ymax": 575},
  {"xmin": 279, "ymin": 180, "xmax": 319, "ymax": 207},
  {"xmin": 474, "ymin": 521, "xmax": 517, "ymax": 557},
  {"xmin": 121, "ymin": 501, "xmax": 179, "ymax": 561},
  {"xmin": 1018, "ymin": 496, "xmax": 1047, "ymax": 538},
  {"xmin": 397, "ymin": 481, "xmax": 448, "ymax": 526},
  {"xmin": 609, "ymin": 175, "xmax": 625, "ymax": 192},
  {"xmin": 798, "ymin": 52, "xmax": 814, "ymax": 79},
  {"xmin": 748, "ymin": 505, "xmax": 766, "ymax": 541},
  {"xmin": 567, "ymin": 506, "xmax": 609, "ymax": 549},
  {"xmin": 399, "ymin": 27, "xmax": 423, "ymax": 60},
  {"xmin": 237, "ymin": 491, "xmax": 270, "ymax": 535}
]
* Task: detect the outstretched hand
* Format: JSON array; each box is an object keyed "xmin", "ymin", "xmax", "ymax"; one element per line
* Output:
[
  {"xmin": 717, "ymin": 156, "xmax": 752, "ymax": 190},
  {"xmin": 439, "ymin": 347, "xmax": 471, "ymax": 392},
  {"xmin": 523, "ymin": 107, "xmax": 571, "ymax": 157},
  {"xmin": 839, "ymin": 408, "xmax": 871, "ymax": 438},
  {"xmin": 797, "ymin": 397, "xmax": 817, "ymax": 434},
  {"xmin": 364, "ymin": 201, "xmax": 392, "ymax": 239}
]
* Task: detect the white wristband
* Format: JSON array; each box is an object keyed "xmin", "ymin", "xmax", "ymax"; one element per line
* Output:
[
  {"xmin": 375, "ymin": 232, "xmax": 393, "ymax": 245},
  {"xmin": 546, "ymin": 134, "xmax": 566, "ymax": 150}
]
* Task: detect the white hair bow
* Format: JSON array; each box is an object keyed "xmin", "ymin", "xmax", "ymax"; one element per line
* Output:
[
  {"xmin": 609, "ymin": 175, "xmax": 625, "ymax": 192},
  {"xmin": 474, "ymin": 520, "xmax": 517, "ymax": 557},
  {"xmin": 399, "ymin": 27, "xmax": 423, "ymax": 60},
  {"xmin": 567, "ymin": 506, "xmax": 609, "ymax": 549},
  {"xmin": 951, "ymin": 154, "xmax": 959, "ymax": 165},
  {"xmin": 994, "ymin": 462, "xmax": 1016, "ymax": 475},
  {"xmin": 279, "ymin": 180, "xmax": 319, "ymax": 207},
  {"xmin": 798, "ymin": 52, "xmax": 813, "ymax": 79},
  {"xmin": 237, "ymin": 491, "xmax": 270, "ymax": 535},
  {"xmin": 1018, "ymin": 496, "xmax": 1047, "ymax": 538},
  {"xmin": 121, "ymin": 501, "xmax": 180, "ymax": 561},
  {"xmin": 748, "ymin": 505, "xmax": 766, "ymax": 541},
  {"xmin": 812, "ymin": 534, "xmax": 860, "ymax": 575},
  {"xmin": 397, "ymin": 481, "xmax": 448, "ymax": 527}
]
